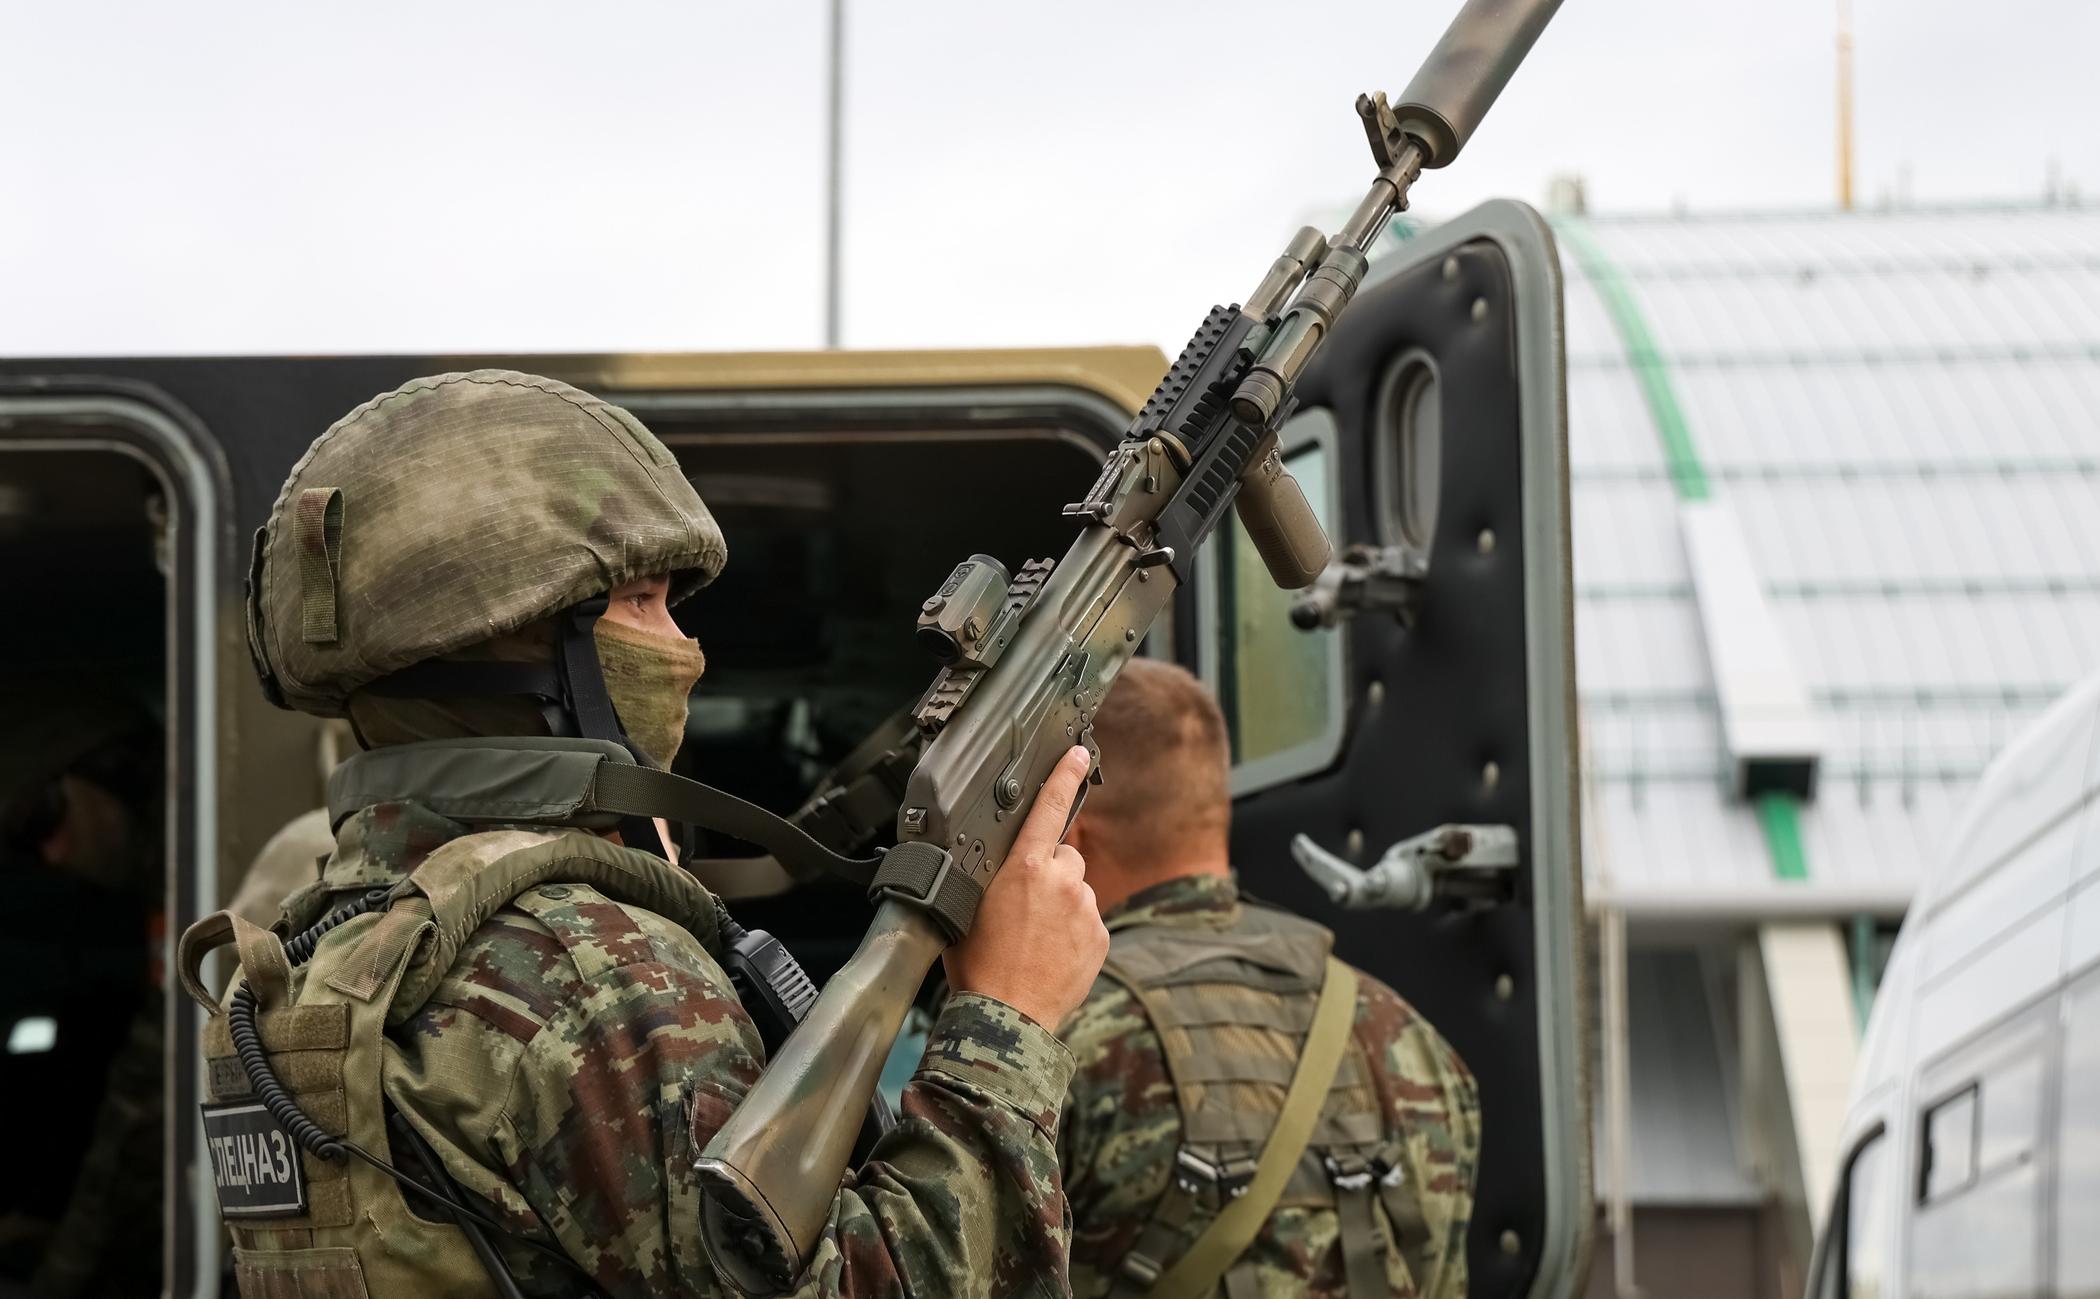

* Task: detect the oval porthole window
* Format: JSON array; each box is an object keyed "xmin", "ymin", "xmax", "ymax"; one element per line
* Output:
[{"xmin": 1375, "ymin": 350, "xmax": 1441, "ymax": 557}]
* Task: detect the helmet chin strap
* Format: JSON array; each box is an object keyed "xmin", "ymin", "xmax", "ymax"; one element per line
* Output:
[
  {"xmin": 551, "ymin": 597, "xmax": 646, "ymax": 762},
  {"xmin": 551, "ymin": 598, "xmax": 688, "ymax": 861}
]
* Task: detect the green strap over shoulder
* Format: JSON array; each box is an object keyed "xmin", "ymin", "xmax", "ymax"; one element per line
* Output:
[{"xmin": 1145, "ymin": 957, "xmax": 1360, "ymax": 1299}]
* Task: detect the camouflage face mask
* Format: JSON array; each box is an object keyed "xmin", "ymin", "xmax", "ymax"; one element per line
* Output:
[{"xmin": 593, "ymin": 619, "xmax": 705, "ymax": 769}]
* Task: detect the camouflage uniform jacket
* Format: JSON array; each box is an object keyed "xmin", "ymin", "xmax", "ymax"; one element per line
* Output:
[
  {"xmin": 1058, "ymin": 874, "xmax": 1480, "ymax": 1299},
  {"xmin": 283, "ymin": 798, "xmax": 1076, "ymax": 1299}
]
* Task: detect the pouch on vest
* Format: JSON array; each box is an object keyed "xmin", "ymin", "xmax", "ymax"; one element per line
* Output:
[
  {"xmin": 178, "ymin": 826, "xmax": 723, "ymax": 1298},
  {"xmin": 1101, "ymin": 902, "xmax": 1423, "ymax": 1299}
]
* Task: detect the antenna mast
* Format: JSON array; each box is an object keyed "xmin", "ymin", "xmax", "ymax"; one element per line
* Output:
[
  {"xmin": 824, "ymin": 0, "xmax": 845, "ymax": 346},
  {"xmin": 1836, "ymin": 0, "xmax": 1855, "ymax": 211}
]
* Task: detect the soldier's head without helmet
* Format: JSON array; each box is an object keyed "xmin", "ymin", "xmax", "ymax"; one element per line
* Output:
[
  {"xmin": 1067, "ymin": 658, "xmax": 1232, "ymax": 910},
  {"xmin": 0, "ymin": 692, "xmax": 160, "ymax": 894},
  {"xmin": 246, "ymin": 371, "xmax": 723, "ymax": 768}
]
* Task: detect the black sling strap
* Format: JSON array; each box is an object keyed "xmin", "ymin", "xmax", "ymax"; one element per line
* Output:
[{"xmin": 586, "ymin": 762, "xmax": 878, "ymax": 889}]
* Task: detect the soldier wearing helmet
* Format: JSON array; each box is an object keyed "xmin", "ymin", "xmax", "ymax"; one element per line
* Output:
[{"xmin": 182, "ymin": 371, "xmax": 1106, "ymax": 1297}]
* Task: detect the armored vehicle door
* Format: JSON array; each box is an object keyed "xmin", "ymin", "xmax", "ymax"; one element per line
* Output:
[{"xmin": 1189, "ymin": 200, "xmax": 1588, "ymax": 1298}]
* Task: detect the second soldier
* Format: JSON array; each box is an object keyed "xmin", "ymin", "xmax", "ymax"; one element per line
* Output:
[{"xmin": 1059, "ymin": 659, "xmax": 1480, "ymax": 1299}]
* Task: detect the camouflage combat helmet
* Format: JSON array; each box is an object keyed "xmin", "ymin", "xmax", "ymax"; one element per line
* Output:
[{"xmin": 247, "ymin": 370, "xmax": 725, "ymax": 717}]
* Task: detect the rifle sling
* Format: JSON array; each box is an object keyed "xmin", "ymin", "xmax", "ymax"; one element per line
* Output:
[
  {"xmin": 868, "ymin": 841, "xmax": 983, "ymax": 942},
  {"xmin": 588, "ymin": 762, "xmax": 879, "ymax": 890}
]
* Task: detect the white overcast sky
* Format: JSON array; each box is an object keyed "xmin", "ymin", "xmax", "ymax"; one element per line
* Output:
[{"xmin": 3, "ymin": 0, "xmax": 2095, "ymax": 357}]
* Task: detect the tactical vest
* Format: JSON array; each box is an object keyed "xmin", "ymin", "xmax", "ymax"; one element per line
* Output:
[
  {"xmin": 178, "ymin": 825, "xmax": 722, "ymax": 1298},
  {"xmin": 1102, "ymin": 901, "xmax": 1430, "ymax": 1299}
]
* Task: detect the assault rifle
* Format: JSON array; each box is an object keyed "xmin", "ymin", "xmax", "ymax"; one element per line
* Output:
[{"xmin": 695, "ymin": 0, "xmax": 1563, "ymax": 1289}]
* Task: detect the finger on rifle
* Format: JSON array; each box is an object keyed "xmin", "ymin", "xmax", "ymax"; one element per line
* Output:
[{"xmin": 1012, "ymin": 746, "xmax": 1092, "ymax": 862}]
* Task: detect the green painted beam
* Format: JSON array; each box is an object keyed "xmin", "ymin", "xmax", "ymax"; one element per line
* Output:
[
  {"xmin": 1554, "ymin": 220, "xmax": 1711, "ymax": 501},
  {"xmin": 1555, "ymin": 214, "xmax": 1812, "ymax": 886},
  {"xmin": 1755, "ymin": 794, "xmax": 1810, "ymax": 881}
]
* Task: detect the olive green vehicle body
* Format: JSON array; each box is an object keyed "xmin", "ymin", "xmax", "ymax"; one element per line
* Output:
[{"xmin": 0, "ymin": 204, "xmax": 1590, "ymax": 1297}]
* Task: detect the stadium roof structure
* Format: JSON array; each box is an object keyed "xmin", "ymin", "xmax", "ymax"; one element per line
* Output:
[{"xmin": 1526, "ymin": 200, "xmax": 2100, "ymax": 920}]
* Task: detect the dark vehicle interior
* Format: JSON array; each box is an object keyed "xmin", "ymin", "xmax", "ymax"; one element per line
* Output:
[
  {"xmin": 648, "ymin": 427, "xmax": 1113, "ymax": 979},
  {"xmin": 0, "ymin": 448, "xmax": 167, "ymax": 1296}
]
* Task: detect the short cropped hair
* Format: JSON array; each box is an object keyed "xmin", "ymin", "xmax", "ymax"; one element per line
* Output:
[{"xmin": 1081, "ymin": 658, "xmax": 1232, "ymax": 864}]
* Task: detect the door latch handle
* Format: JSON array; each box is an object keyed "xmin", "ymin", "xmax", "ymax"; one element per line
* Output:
[
  {"xmin": 1290, "ymin": 823, "xmax": 1518, "ymax": 911},
  {"xmin": 1290, "ymin": 543, "xmax": 1427, "ymax": 631}
]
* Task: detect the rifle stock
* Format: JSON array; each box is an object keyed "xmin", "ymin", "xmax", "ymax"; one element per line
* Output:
[
  {"xmin": 696, "ymin": 902, "xmax": 945, "ymax": 1296},
  {"xmin": 696, "ymin": 0, "xmax": 1564, "ymax": 1288}
]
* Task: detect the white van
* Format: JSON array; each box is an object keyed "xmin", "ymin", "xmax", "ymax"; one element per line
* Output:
[{"xmin": 1808, "ymin": 672, "xmax": 2100, "ymax": 1298}]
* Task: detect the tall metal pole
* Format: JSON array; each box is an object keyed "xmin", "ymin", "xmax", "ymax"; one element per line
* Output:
[
  {"xmin": 1835, "ymin": 0, "xmax": 1855, "ymax": 212},
  {"xmin": 824, "ymin": 0, "xmax": 845, "ymax": 347}
]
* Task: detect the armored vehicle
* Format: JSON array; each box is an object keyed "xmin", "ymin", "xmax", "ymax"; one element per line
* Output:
[{"xmin": 0, "ymin": 202, "xmax": 1590, "ymax": 1298}]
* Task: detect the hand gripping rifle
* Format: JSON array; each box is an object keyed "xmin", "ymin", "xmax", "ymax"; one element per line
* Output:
[{"xmin": 694, "ymin": 0, "xmax": 1562, "ymax": 1289}]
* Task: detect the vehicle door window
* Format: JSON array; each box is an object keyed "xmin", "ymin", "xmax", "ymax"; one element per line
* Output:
[
  {"xmin": 1905, "ymin": 1018, "xmax": 2048, "ymax": 1299},
  {"xmin": 1205, "ymin": 418, "xmax": 1345, "ymax": 794},
  {"xmin": 1373, "ymin": 349, "xmax": 1440, "ymax": 564},
  {"xmin": 2060, "ymin": 966, "xmax": 2100, "ymax": 1298},
  {"xmin": 1818, "ymin": 1127, "xmax": 1891, "ymax": 1299},
  {"xmin": 1919, "ymin": 1087, "xmax": 1977, "ymax": 1202}
]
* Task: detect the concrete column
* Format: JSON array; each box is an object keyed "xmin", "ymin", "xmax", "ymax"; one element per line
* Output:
[{"xmin": 1754, "ymin": 922, "xmax": 1859, "ymax": 1256}]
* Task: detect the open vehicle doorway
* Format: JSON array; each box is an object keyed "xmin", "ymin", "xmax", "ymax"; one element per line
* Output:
[
  {"xmin": 0, "ymin": 447, "xmax": 168, "ymax": 1297},
  {"xmin": 0, "ymin": 387, "xmax": 224, "ymax": 1299}
]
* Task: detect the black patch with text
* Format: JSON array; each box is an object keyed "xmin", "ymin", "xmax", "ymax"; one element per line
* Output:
[{"xmin": 200, "ymin": 1100, "xmax": 308, "ymax": 1218}]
